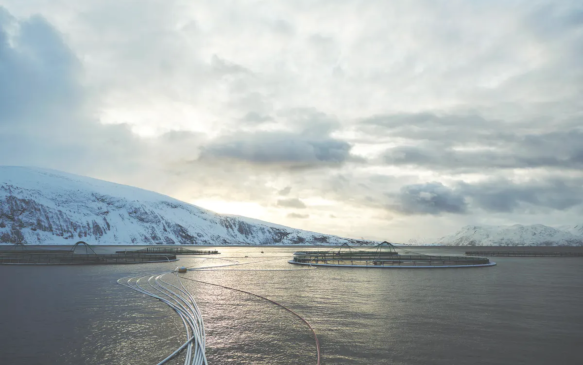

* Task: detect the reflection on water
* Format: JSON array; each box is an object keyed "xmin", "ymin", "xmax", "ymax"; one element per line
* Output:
[{"xmin": 0, "ymin": 246, "xmax": 583, "ymax": 364}]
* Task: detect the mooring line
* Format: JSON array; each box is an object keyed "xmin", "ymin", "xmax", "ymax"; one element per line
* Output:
[
  {"xmin": 150, "ymin": 274, "xmax": 206, "ymax": 364},
  {"xmin": 193, "ymin": 268, "xmax": 316, "ymax": 271},
  {"xmin": 118, "ymin": 273, "xmax": 207, "ymax": 365},
  {"xmin": 181, "ymin": 276, "xmax": 321, "ymax": 365},
  {"xmin": 185, "ymin": 257, "xmax": 285, "ymax": 271},
  {"xmin": 117, "ymin": 258, "xmax": 317, "ymax": 364}
]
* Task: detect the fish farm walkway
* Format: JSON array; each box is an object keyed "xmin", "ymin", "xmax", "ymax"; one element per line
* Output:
[
  {"xmin": 0, "ymin": 241, "xmax": 178, "ymax": 265},
  {"xmin": 290, "ymin": 250, "xmax": 495, "ymax": 268},
  {"xmin": 116, "ymin": 247, "xmax": 219, "ymax": 255},
  {"xmin": 0, "ymin": 252, "xmax": 177, "ymax": 265},
  {"xmin": 465, "ymin": 251, "xmax": 583, "ymax": 257}
]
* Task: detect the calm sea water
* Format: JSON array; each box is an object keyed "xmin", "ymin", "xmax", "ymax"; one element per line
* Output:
[{"xmin": 1, "ymin": 246, "xmax": 582, "ymax": 364}]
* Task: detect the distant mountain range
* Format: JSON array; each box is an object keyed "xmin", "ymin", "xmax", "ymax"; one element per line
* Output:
[
  {"xmin": 0, "ymin": 167, "xmax": 375, "ymax": 246},
  {"xmin": 438, "ymin": 224, "xmax": 583, "ymax": 246},
  {"xmin": 2, "ymin": 167, "xmax": 581, "ymax": 247}
]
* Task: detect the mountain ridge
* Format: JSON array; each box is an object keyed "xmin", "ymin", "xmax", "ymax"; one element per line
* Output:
[
  {"xmin": 438, "ymin": 223, "xmax": 583, "ymax": 246},
  {"xmin": 3, "ymin": 167, "xmax": 582, "ymax": 247},
  {"xmin": 0, "ymin": 166, "xmax": 375, "ymax": 246}
]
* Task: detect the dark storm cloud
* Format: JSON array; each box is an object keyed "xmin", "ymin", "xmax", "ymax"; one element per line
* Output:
[
  {"xmin": 277, "ymin": 198, "xmax": 306, "ymax": 209},
  {"xmin": 389, "ymin": 182, "xmax": 467, "ymax": 215}
]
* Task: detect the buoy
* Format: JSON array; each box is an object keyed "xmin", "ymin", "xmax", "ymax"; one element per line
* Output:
[{"xmin": 177, "ymin": 266, "xmax": 187, "ymax": 273}]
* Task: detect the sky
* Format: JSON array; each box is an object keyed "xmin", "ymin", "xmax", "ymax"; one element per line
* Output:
[{"xmin": 0, "ymin": 0, "xmax": 582, "ymax": 242}]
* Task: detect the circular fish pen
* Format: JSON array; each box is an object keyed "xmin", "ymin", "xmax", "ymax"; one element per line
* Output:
[
  {"xmin": 289, "ymin": 242, "xmax": 496, "ymax": 268},
  {"xmin": 116, "ymin": 247, "xmax": 219, "ymax": 255}
]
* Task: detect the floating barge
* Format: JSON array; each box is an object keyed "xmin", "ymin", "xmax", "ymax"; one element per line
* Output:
[
  {"xmin": 0, "ymin": 242, "xmax": 177, "ymax": 265},
  {"xmin": 466, "ymin": 251, "xmax": 583, "ymax": 257},
  {"xmin": 290, "ymin": 242, "xmax": 495, "ymax": 268},
  {"xmin": 115, "ymin": 247, "xmax": 219, "ymax": 255}
]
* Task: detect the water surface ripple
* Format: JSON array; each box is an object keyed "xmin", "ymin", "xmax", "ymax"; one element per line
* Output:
[{"xmin": 0, "ymin": 246, "xmax": 582, "ymax": 364}]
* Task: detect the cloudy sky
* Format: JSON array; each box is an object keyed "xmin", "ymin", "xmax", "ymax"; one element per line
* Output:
[{"xmin": 0, "ymin": 0, "xmax": 582, "ymax": 242}]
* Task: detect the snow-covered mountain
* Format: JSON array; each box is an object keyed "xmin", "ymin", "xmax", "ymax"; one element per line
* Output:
[
  {"xmin": 0, "ymin": 167, "xmax": 375, "ymax": 246},
  {"xmin": 438, "ymin": 224, "xmax": 583, "ymax": 246},
  {"xmin": 558, "ymin": 224, "xmax": 583, "ymax": 238}
]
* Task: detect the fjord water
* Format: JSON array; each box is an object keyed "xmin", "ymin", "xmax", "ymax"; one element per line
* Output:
[{"xmin": 1, "ymin": 246, "xmax": 582, "ymax": 364}]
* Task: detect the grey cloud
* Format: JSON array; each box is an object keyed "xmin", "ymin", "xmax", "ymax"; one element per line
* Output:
[
  {"xmin": 278, "ymin": 186, "xmax": 291, "ymax": 196},
  {"xmin": 380, "ymin": 128, "xmax": 583, "ymax": 171},
  {"xmin": 360, "ymin": 111, "xmax": 583, "ymax": 172},
  {"xmin": 389, "ymin": 182, "xmax": 467, "ymax": 215},
  {"xmin": 527, "ymin": 3, "xmax": 583, "ymax": 40},
  {"xmin": 0, "ymin": 7, "xmax": 348, "ymax": 197},
  {"xmin": 0, "ymin": 9, "xmax": 144, "ymax": 174},
  {"xmin": 153, "ymin": 131, "xmax": 205, "ymax": 162},
  {"xmin": 265, "ymin": 18, "xmax": 294, "ymax": 35},
  {"xmin": 212, "ymin": 54, "xmax": 250, "ymax": 76},
  {"xmin": 307, "ymin": 34, "xmax": 339, "ymax": 65},
  {"xmin": 241, "ymin": 111, "xmax": 273, "ymax": 124},
  {"xmin": 391, "ymin": 147, "xmax": 514, "ymax": 170},
  {"xmin": 201, "ymin": 131, "xmax": 352, "ymax": 168},
  {"xmin": 364, "ymin": 113, "xmax": 474, "ymax": 128},
  {"xmin": 287, "ymin": 213, "xmax": 309, "ymax": 219},
  {"xmin": 492, "ymin": 3, "xmax": 583, "ymax": 104},
  {"xmin": 279, "ymin": 108, "xmax": 340, "ymax": 137},
  {"xmin": 387, "ymin": 177, "xmax": 583, "ymax": 216},
  {"xmin": 0, "ymin": 11, "xmax": 81, "ymax": 125},
  {"xmin": 159, "ymin": 130, "xmax": 204, "ymax": 143},
  {"xmin": 277, "ymin": 198, "xmax": 306, "ymax": 209},
  {"xmin": 458, "ymin": 178, "xmax": 583, "ymax": 213},
  {"xmin": 360, "ymin": 113, "xmax": 511, "ymax": 145},
  {"xmin": 202, "ymin": 108, "xmax": 355, "ymax": 169}
]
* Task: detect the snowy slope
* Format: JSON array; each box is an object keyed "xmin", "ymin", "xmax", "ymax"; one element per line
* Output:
[
  {"xmin": 0, "ymin": 167, "xmax": 375, "ymax": 246},
  {"xmin": 438, "ymin": 224, "xmax": 583, "ymax": 246},
  {"xmin": 558, "ymin": 224, "xmax": 583, "ymax": 238}
]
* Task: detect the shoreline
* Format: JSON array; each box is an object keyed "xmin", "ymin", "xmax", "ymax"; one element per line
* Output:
[{"xmin": 1, "ymin": 244, "xmax": 583, "ymax": 248}]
